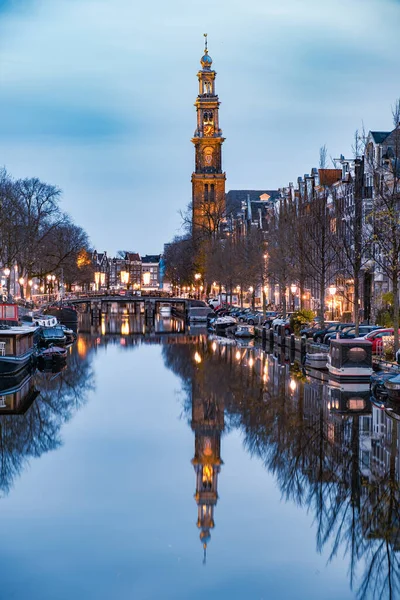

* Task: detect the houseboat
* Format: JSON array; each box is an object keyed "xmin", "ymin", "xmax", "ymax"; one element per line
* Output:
[
  {"xmin": 43, "ymin": 302, "xmax": 78, "ymax": 324},
  {"xmin": 0, "ymin": 326, "xmax": 35, "ymax": 375},
  {"xmin": 327, "ymin": 338, "xmax": 373, "ymax": 384},
  {"xmin": 304, "ymin": 350, "xmax": 328, "ymax": 370},
  {"xmin": 189, "ymin": 306, "xmax": 215, "ymax": 323},
  {"xmin": 159, "ymin": 303, "xmax": 172, "ymax": 317}
]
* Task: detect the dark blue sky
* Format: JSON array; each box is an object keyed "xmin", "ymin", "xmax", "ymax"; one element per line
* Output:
[{"xmin": 0, "ymin": 0, "xmax": 399, "ymax": 254}]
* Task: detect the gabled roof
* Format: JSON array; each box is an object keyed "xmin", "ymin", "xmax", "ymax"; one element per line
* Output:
[
  {"xmin": 125, "ymin": 252, "xmax": 141, "ymax": 262},
  {"xmin": 142, "ymin": 254, "xmax": 161, "ymax": 264},
  {"xmin": 318, "ymin": 169, "xmax": 342, "ymax": 186},
  {"xmin": 370, "ymin": 131, "xmax": 390, "ymax": 144},
  {"xmin": 226, "ymin": 189, "xmax": 279, "ymax": 215}
]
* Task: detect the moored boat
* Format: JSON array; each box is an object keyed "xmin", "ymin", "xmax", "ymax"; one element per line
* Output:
[
  {"xmin": 213, "ymin": 316, "xmax": 237, "ymax": 335},
  {"xmin": 42, "ymin": 303, "xmax": 78, "ymax": 324},
  {"xmin": 304, "ymin": 351, "xmax": 328, "ymax": 370},
  {"xmin": 235, "ymin": 324, "xmax": 255, "ymax": 338},
  {"xmin": 159, "ymin": 303, "xmax": 172, "ymax": 317},
  {"xmin": 384, "ymin": 373, "xmax": 400, "ymax": 400},
  {"xmin": 327, "ymin": 338, "xmax": 373, "ymax": 383},
  {"xmin": 0, "ymin": 326, "xmax": 35, "ymax": 375},
  {"xmin": 37, "ymin": 326, "xmax": 67, "ymax": 348}
]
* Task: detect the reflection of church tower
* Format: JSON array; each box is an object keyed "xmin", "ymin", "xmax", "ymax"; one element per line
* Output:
[
  {"xmin": 191, "ymin": 352, "xmax": 224, "ymax": 561},
  {"xmin": 191, "ymin": 34, "xmax": 226, "ymax": 237}
]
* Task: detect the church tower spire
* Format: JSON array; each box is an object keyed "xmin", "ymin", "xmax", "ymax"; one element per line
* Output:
[{"xmin": 191, "ymin": 36, "xmax": 226, "ymax": 238}]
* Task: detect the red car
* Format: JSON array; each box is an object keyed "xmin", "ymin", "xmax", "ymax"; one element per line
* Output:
[{"xmin": 364, "ymin": 328, "xmax": 400, "ymax": 353}]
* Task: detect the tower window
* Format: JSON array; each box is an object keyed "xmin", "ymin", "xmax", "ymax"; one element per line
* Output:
[
  {"xmin": 204, "ymin": 184, "xmax": 209, "ymax": 202},
  {"xmin": 203, "ymin": 111, "xmax": 213, "ymax": 124},
  {"xmin": 203, "ymin": 81, "xmax": 212, "ymax": 94},
  {"xmin": 210, "ymin": 184, "xmax": 215, "ymax": 202}
]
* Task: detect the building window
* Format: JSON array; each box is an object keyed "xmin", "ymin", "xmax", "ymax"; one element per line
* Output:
[
  {"xmin": 210, "ymin": 184, "xmax": 215, "ymax": 202},
  {"xmin": 204, "ymin": 184, "xmax": 209, "ymax": 202}
]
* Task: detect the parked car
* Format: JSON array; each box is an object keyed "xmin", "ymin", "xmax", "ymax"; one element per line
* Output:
[
  {"xmin": 312, "ymin": 322, "xmax": 353, "ymax": 344},
  {"xmin": 245, "ymin": 311, "xmax": 264, "ymax": 325},
  {"xmin": 263, "ymin": 313, "xmax": 281, "ymax": 329},
  {"xmin": 237, "ymin": 308, "xmax": 253, "ymax": 322},
  {"xmin": 364, "ymin": 328, "xmax": 400, "ymax": 354},
  {"xmin": 324, "ymin": 325, "xmax": 380, "ymax": 344}
]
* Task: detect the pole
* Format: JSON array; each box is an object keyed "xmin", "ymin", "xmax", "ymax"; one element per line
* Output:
[{"xmin": 331, "ymin": 297, "xmax": 334, "ymax": 320}]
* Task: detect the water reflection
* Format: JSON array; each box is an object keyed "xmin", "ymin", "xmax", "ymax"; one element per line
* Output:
[
  {"xmin": 163, "ymin": 337, "xmax": 400, "ymax": 600},
  {"xmin": 0, "ymin": 338, "xmax": 95, "ymax": 497}
]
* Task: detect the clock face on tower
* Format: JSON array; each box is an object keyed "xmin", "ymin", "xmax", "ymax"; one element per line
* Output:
[{"xmin": 204, "ymin": 124, "xmax": 214, "ymax": 136}]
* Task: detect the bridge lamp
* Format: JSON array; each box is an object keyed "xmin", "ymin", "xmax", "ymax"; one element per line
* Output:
[{"xmin": 3, "ymin": 268, "xmax": 10, "ymax": 277}]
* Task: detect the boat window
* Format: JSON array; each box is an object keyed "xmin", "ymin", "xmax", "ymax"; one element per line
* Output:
[
  {"xmin": 347, "ymin": 347, "xmax": 367, "ymax": 362},
  {"xmin": 1, "ymin": 336, "xmax": 14, "ymax": 355}
]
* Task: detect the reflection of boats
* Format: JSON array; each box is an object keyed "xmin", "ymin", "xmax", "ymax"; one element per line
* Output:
[
  {"xmin": 159, "ymin": 303, "xmax": 171, "ymax": 317},
  {"xmin": 235, "ymin": 337, "xmax": 255, "ymax": 348},
  {"xmin": 43, "ymin": 303, "xmax": 78, "ymax": 324},
  {"xmin": 0, "ymin": 326, "xmax": 35, "ymax": 374},
  {"xmin": 235, "ymin": 324, "xmax": 255, "ymax": 338},
  {"xmin": 36, "ymin": 346, "xmax": 68, "ymax": 372},
  {"xmin": 0, "ymin": 370, "xmax": 38, "ymax": 415},
  {"xmin": 328, "ymin": 385, "xmax": 371, "ymax": 414},
  {"xmin": 209, "ymin": 334, "xmax": 236, "ymax": 346},
  {"xmin": 327, "ymin": 339, "xmax": 373, "ymax": 383}
]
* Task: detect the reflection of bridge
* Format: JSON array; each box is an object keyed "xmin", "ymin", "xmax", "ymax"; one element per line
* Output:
[{"xmin": 67, "ymin": 295, "xmax": 189, "ymax": 321}]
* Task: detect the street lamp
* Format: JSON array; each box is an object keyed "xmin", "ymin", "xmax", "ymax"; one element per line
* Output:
[
  {"xmin": 328, "ymin": 285, "xmax": 337, "ymax": 320},
  {"xmin": 290, "ymin": 284, "xmax": 297, "ymax": 312}
]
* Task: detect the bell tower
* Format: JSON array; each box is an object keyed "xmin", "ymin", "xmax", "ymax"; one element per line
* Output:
[
  {"xmin": 191, "ymin": 35, "xmax": 226, "ymax": 238},
  {"xmin": 191, "ymin": 349, "xmax": 224, "ymax": 562}
]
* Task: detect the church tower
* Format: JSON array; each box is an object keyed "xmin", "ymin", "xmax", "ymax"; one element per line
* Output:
[
  {"xmin": 191, "ymin": 348, "xmax": 224, "ymax": 562},
  {"xmin": 191, "ymin": 35, "xmax": 226, "ymax": 237}
]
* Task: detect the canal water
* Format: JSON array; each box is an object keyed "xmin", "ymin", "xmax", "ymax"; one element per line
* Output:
[{"xmin": 0, "ymin": 315, "xmax": 398, "ymax": 600}]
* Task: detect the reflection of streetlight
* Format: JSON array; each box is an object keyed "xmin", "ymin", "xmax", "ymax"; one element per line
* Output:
[
  {"xmin": 290, "ymin": 284, "xmax": 297, "ymax": 311},
  {"xmin": 289, "ymin": 378, "xmax": 297, "ymax": 392},
  {"xmin": 328, "ymin": 285, "xmax": 337, "ymax": 320},
  {"xmin": 194, "ymin": 351, "xmax": 202, "ymax": 364}
]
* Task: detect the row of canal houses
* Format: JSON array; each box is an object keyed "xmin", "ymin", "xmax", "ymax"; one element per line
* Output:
[
  {"xmin": 272, "ymin": 122, "xmax": 400, "ymax": 320},
  {"xmin": 91, "ymin": 251, "xmax": 166, "ymax": 292}
]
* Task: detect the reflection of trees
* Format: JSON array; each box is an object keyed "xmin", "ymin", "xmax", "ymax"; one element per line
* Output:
[
  {"xmin": 163, "ymin": 338, "xmax": 400, "ymax": 600},
  {"xmin": 0, "ymin": 338, "xmax": 95, "ymax": 497}
]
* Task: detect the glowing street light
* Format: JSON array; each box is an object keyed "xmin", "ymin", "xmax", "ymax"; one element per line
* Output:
[
  {"xmin": 328, "ymin": 285, "xmax": 337, "ymax": 320},
  {"xmin": 3, "ymin": 268, "xmax": 10, "ymax": 277}
]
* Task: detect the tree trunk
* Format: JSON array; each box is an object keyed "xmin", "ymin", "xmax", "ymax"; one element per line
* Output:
[
  {"xmin": 393, "ymin": 270, "xmax": 399, "ymax": 354},
  {"xmin": 354, "ymin": 271, "xmax": 360, "ymax": 336}
]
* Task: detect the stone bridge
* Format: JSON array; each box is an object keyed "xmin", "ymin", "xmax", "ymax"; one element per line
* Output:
[{"xmin": 66, "ymin": 295, "xmax": 189, "ymax": 322}]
